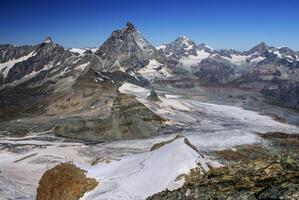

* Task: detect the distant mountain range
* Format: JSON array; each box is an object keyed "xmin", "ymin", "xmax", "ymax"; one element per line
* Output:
[{"xmin": 1, "ymin": 22, "xmax": 299, "ymax": 139}]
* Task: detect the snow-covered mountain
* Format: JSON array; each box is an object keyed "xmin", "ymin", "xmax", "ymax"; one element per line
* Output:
[
  {"xmin": 90, "ymin": 22, "xmax": 171, "ymax": 82},
  {"xmin": 94, "ymin": 22, "xmax": 166, "ymax": 71},
  {"xmin": 0, "ymin": 36, "xmax": 91, "ymax": 90},
  {"xmin": 161, "ymin": 39, "xmax": 298, "ymax": 69},
  {"xmin": 162, "ymin": 36, "xmax": 198, "ymax": 58},
  {"xmin": 1, "ymin": 21, "xmax": 299, "ymax": 135},
  {"xmin": 160, "ymin": 36, "xmax": 214, "ymax": 69},
  {"xmin": 157, "ymin": 37, "xmax": 299, "ymax": 108}
]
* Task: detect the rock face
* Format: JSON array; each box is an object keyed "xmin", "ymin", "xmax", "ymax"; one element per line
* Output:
[
  {"xmin": 163, "ymin": 36, "xmax": 198, "ymax": 58},
  {"xmin": 246, "ymin": 41, "xmax": 269, "ymax": 55},
  {"xmin": 94, "ymin": 22, "xmax": 165, "ymax": 73},
  {"xmin": 54, "ymin": 89, "xmax": 165, "ymax": 141},
  {"xmin": 36, "ymin": 163, "xmax": 98, "ymax": 200},
  {"xmin": 193, "ymin": 56, "xmax": 236, "ymax": 85}
]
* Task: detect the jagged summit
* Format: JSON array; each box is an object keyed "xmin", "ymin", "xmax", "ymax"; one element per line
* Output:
[
  {"xmin": 198, "ymin": 43, "xmax": 214, "ymax": 52},
  {"xmin": 162, "ymin": 35, "xmax": 198, "ymax": 58},
  {"xmin": 124, "ymin": 22, "xmax": 136, "ymax": 32},
  {"xmin": 43, "ymin": 36, "xmax": 53, "ymax": 44},
  {"xmin": 177, "ymin": 35, "xmax": 189, "ymax": 40},
  {"xmin": 247, "ymin": 41, "xmax": 269, "ymax": 54},
  {"xmin": 175, "ymin": 35, "xmax": 193, "ymax": 43},
  {"xmin": 94, "ymin": 22, "xmax": 164, "ymax": 72}
]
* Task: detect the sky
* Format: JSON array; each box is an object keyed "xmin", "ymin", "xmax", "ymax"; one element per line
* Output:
[{"xmin": 0, "ymin": 0, "xmax": 299, "ymax": 50}]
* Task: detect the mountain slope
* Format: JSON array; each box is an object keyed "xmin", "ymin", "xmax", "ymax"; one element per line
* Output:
[
  {"xmin": 80, "ymin": 136, "xmax": 209, "ymax": 200},
  {"xmin": 0, "ymin": 26, "xmax": 168, "ymax": 140}
]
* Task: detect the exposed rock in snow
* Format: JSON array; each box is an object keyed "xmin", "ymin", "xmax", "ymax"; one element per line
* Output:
[{"xmin": 147, "ymin": 90, "xmax": 161, "ymax": 102}]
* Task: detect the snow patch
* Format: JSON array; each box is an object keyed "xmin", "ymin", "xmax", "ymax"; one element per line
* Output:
[
  {"xmin": 222, "ymin": 54, "xmax": 249, "ymax": 65},
  {"xmin": 0, "ymin": 51, "xmax": 37, "ymax": 78},
  {"xmin": 179, "ymin": 50, "xmax": 210, "ymax": 67},
  {"xmin": 69, "ymin": 48, "xmax": 86, "ymax": 55},
  {"xmin": 138, "ymin": 59, "xmax": 170, "ymax": 80},
  {"xmin": 156, "ymin": 45, "xmax": 166, "ymax": 50},
  {"xmin": 273, "ymin": 51, "xmax": 282, "ymax": 58},
  {"xmin": 250, "ymin": 56, "xmax": 265, "ymax": 63},
  {"xmin": 69, "ymin": 48, "xmax": 97, "ymax": 55},
  {"xmin": 76, "ymin": 62, "xmax": 90, "ymax": 71}
]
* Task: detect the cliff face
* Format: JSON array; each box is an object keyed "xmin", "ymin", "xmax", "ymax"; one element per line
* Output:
[{"xmin": 36, "ymin": 163, "xmax": 98, "ymax": 200}]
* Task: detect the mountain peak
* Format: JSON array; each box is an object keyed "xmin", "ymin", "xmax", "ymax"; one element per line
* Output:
[
  {"xmin": 198, "ymin": 43, "xmax": 214, "ymax": 52},
  {"xmin": 256, "ymin": 41, "xmax": 267, "ymax": 48},
  {"xmin": 248, "ymin": 41, "xmax": 269, "ymax": 54},
  {"xmin": 95, "ymin": 22, "xmax": 161, "ymax": 72},
  {"xmin": 177, "ymin": 35, "xmax": 190, "ymax": 41},
  {"xmin": 43, "ymin": 36, "xmax": 53, "ymax": 44},
  {"xmin": 124, "ymin": 22, "xmax": 136, "ymax": 32}
]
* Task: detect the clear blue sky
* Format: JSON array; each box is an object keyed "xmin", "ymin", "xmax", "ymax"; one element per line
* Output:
[{"xmin": 0, "ymin": 0, "xmax": 298, "ymax": 50}]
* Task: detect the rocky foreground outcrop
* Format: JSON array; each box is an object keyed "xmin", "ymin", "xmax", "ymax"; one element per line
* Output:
[
  {"xmin": 148, "ymin": 133, "xmax": 299, "ymax": 200},
  {"xmin": 36, "ymin": 163, "xmax": 98, "ymax": 200}
]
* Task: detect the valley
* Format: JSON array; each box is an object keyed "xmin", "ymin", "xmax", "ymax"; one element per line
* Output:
[{"xmin": 1, "ymin": 83, "xmax": 298, "ymax": 200}]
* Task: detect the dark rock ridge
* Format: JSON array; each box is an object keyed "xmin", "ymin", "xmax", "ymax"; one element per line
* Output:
[{"xmin": 146, "ymin": 90, "xmax": 161, "ymax": 102}]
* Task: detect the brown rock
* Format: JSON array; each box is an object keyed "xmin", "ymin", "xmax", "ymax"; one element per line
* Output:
[{"xmin": 36, "ymin": 163, "xmax": 98, "ymax": 200}]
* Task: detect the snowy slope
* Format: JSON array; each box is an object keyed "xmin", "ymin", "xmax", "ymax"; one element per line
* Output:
[
  {"xmin": 138, "ymin": 59, "xmax": 171, "ymax": 80},
  {"xmin": 69, "ymin": 48, "xmax": 97, "ymax": 55},
  {"xmin": 179, "ymin": 50, "xmax": 211, "ymax": 68},
  {"xmin": 80, "ymin": 137, "xmax": 208, "ymax": 200}
]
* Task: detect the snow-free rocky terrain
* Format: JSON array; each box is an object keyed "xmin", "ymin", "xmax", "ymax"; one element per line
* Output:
[{"xmin": 0, "ymin": 22, "xmax": 299, "ymax": 200}]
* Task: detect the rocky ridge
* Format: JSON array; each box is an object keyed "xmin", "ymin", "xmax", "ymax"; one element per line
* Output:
[{"xmin": 147, "ymin": 132, "xmax": 299, "ymax": 200}]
